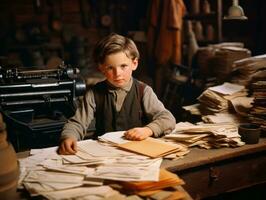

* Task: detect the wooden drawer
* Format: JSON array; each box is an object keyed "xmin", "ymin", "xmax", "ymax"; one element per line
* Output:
[{"xmin": 178, "ymin": 151, "xmax": 266, "ymax": 199}]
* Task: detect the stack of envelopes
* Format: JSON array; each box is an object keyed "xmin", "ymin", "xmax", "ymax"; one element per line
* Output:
[
  {"xmin": 119, "ymin": 169, "xmax": 185, "ymax": 195},
  {"xmin": 120, "ymin": 169, "xmax": 184, "ymax": 191},
  {"xmin": 99, "ymin": 131, "xmax": 188, "ymax": 158}
]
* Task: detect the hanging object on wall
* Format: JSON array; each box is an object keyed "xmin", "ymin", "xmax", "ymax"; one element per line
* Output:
[{"xmin": 224, "ymin": 0, "xmax": 247, "ymax": 20}]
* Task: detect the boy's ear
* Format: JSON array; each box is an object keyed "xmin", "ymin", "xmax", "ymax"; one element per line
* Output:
[{"xmin": 132, "ymin": 58, "xmax": 138, "ymax": 70}]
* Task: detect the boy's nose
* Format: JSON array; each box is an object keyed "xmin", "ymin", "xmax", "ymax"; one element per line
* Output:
[{"xmin": 114, "ymin": 67, "xmax": 122, "ymax": 76}]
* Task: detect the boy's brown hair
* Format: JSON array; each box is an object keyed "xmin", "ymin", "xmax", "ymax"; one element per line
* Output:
[{"xmin": 93, "ymin": 33, "xmax": 139, "ymax": 65}]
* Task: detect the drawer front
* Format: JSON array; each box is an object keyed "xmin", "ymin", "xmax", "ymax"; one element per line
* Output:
[{"xmin": 179, "ymin": 152, "xmax": 266, "ymax": 199}]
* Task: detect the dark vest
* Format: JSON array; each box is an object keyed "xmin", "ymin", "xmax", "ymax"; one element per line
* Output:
[{"xmin": 93, "ymin": 79, "xmax": 146, "ymax": 137}]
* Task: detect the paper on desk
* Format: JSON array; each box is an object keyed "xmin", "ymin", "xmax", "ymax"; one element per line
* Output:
[
  {"xmin": 86, "ymin": 158, "xmax": 162, "ymax": 181},
  {"xmin": 23, "ymin": 182, "xmax": 84, "ymax": 196},
  {"xmin": 120, "ymin": 169, "xmax": 185, "ymax": 192},
  {"xmin": 24, "ymin": 170, "xmax": 85, "ymax": 184},
  {"xmin": 41, "ymin": 159, "xmax": 90, "ymax": 175},
  {"xmin": 41, "ymin": 185, "xmax": 122, "ymax": 200},
  {"xmin": 230, "ymin": 96, "xmax": 254, "ymax": 116},
  {"xmin": 98, "ymin": 131, "xmax": 130, "ymax": 144},
  {"xmin": 202, "ymin": 113, "xmax": 243, "ymax": 124},
  {"xmin": 118, "ymin": 137, "xmax": 180, "ymax": 158},
  {"xmin": 77, "ymin": 139, "xmax": 134, "ymax": 157},
  {"xmin": 165, "ymin": 122, "xmax": 243, "ymax": 149},
  {"xmin": 208, "ymin": 82, "xmax": 245, "ymax": 95}
]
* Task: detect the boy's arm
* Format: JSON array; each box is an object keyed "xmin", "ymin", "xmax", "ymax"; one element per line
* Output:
[
  {"xmin": 142, "ymin": 85, "xmax": 176, "ymax": 137},
  {"xmin": 61, "ymin": 89, "xmax": 96, "ymax": 141}
]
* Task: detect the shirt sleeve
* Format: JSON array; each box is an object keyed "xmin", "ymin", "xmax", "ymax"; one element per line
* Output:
[
  {"xmin": 61, "ymin": 89, "xmax": 96, "ymax": 141},
  {"xmin": 142, "ymin": 85, "xmax": 176, "ymax": 137}
]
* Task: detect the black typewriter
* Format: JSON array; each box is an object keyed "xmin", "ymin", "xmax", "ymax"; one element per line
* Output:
[{"xmin": 0, "ymin": 63, "xmax": 86, "ymax": 151}]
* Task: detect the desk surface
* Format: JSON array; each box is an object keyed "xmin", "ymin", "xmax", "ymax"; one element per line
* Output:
[{"xmin": 162, "ymin": 138, "xmax": 266, "ymax": 172}]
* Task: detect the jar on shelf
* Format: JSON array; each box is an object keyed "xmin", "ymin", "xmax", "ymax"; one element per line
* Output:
[
  {"xmin": 190, "ymin": 0, "xmax": 200, "ymax": 14},
  {"xmin": 193, "ymin": 21, "xmax": 204, "ymax": 41},
  {"xmin": 202, "ymin": 0, "xmax": 211, "ymax": 14},
  {"xmin": 206, "ymin": 24, "xmax": 215, "ymax": 41}
]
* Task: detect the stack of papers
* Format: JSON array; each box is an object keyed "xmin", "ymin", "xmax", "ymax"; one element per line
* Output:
[
  {"xmin": 164, "ymin": 122, "xmax": 244, "ymax": 149},
  {"xmin": 197, "ymin": 82, "xmax": 247, "ymax": 113},
  {"xmin": 208, "ymin": 45, "xmax": 251, "ymax": 82},
  {"xmin": 231, "ymin": 54, "xmax": 266, "ymax": 86},
  {"xmin": 19, "ymin": 139, "xmax": 164, "ymax": 199},
  {"xmin": 119, "ymin": 169, "xmax": 185, "ymax": 194},
  {"xmin": 248, "ymin": 70, "xmax": 266, "ymax": 132},
  {"xmin": 99, "ymin": 131, "xmax": 189, "ymax": 159}
]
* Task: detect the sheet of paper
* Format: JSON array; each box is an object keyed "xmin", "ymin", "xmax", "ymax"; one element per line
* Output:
[
  {"xmin": 41, "ymin": 186, "xmax": 118, "ymax": 200},
  {"xmin": 98, "ymin": 131, "xmax": 130, "ymax": 144},
  {"xmin": 24, "ymin": 170, "xmax": 85, "ymax": 184},
  {"xmin": 209, "ymin": 82, "xmax": 245, "ymax": 95},
  {"xmin": 230, "ymin": 96, "xmax": 254, "ymax": 116},
  {"xmin": 77, "ymin": 139, "xmax": 133, "ymax": 157}
]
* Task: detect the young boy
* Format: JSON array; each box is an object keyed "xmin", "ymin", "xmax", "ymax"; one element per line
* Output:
[{"xmin": 58, "ymin": 33, "xmax": 176, "ymax": 155}]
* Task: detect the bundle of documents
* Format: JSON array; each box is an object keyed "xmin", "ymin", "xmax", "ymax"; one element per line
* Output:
[
  {"xmin": 18, "ymin": 139, "xmax": 166, "ymax": 199},
  {"xmin": 99, "ymin": 131, "xmax": 189, "ymax": 159},
  {"xmin": 119, "ymin": 169, "xmax": 185, "ymax": 194},
  {"xmin": 208, "ymin": 45, "xmax": 251, "ymax": 82},
  {"xmin": 197, "ymin": 82, "xmax": 247, "ymax": 113},
  {"xmin": 164, "ymin": 122, "xmax": 244, "ymax": 149},
  {"xmin": 231, "ymin": 54, "xmax": 266, "ymax": 86},
  {"xmin": 248, "ymin": 70, "xmax": 266, "ymax": 132}
]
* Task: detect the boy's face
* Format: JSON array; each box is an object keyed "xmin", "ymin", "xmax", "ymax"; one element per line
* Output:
[{"xmin": 99, "ymin": 52, "xmax": 138, "ymax": 88}]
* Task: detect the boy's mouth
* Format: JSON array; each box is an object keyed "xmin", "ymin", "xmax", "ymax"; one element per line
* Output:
[{"xmin": 114, "ymin": 79, "xmax": 124, "ymax": 83}]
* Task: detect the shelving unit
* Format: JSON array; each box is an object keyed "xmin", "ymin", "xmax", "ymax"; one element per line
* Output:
[{"xmin": 184, "ymin": 0, "xmax": 222, "ymax": 44}]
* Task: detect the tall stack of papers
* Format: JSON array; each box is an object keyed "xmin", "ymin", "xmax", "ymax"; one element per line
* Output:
[
  {"xmin": 231, "ymin": 54, "xmax": 266, "ymax": 86},
  {"xmin": 209, "ymin": 46, "xmax": 251, "ymax": 82},
  {"xmin": 197, "ymin": 82, "xmax": 247, "ymax": 113},
  {"xmin": 249, "ymin": 70, "xmax": 266, "ymax": 132},
  {"xmin": 164, "ymin": 122, "xmax": 244, "ymax": 149}
]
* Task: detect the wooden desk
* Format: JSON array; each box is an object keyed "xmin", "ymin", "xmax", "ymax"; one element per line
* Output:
[{"xmin": 162, "ymin": 138, "xmax": 266, "ymax": 199}]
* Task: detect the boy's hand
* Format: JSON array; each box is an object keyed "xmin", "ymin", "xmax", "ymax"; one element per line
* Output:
[
  {"xmin": 124, "ymin": 127, "xmax": 153, "ymax": 141},
  {"xmin": 58, "ymin": 137, "xmax": 77, "ymax": 155}
]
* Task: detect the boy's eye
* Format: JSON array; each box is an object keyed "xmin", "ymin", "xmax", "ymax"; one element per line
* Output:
[
  {"xmin": 106, "ymin": 66, "xmax": 113, "ymax": 71},
  {"xmin": 121, "ymin": 65, "xmax": 128, "ymax": 69}
]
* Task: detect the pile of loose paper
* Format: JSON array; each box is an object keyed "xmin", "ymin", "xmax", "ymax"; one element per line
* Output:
[
  {"xmin": 197, "ymin": 82, "xmax": 248, "ymax": 114},
  {"xmin": 164, "ymin": 122, "xmax": 245, "ymax": 149},
  {"xmin": 183, "ymin": 82, "xmax": 253, "ymax": 125},
  {"xmin": 18, "ymin": 132, "xmax": 186, "ymax": 199}
]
